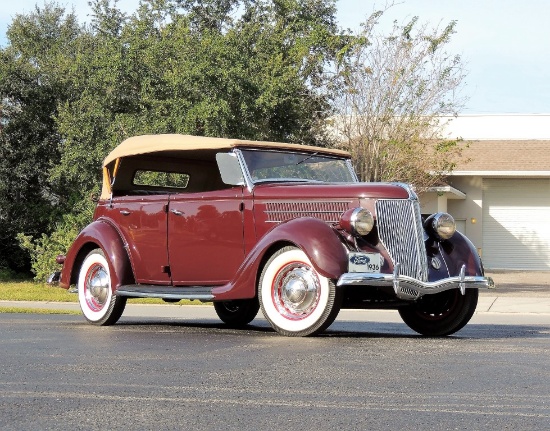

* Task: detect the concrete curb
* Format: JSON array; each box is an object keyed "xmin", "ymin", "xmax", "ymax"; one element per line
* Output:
[
  {"xmin": 2, "ymin": 297, "xmax": 550, "ymax": 315},
  {"xmin": 477, "ymin": 296, "xmax": 550, "ymax": 314}
]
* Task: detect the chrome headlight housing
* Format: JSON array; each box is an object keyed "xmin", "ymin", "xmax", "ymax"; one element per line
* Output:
[
  {"xmin": 425, "ymin": 212, "xmax": 456, "ymax": 241},
  {"xmin": 340, "ymin": 208, "xmax": 375, "ymax": 237}
]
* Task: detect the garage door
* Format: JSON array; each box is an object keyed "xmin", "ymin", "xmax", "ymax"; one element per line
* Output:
[{"xmin": 482, "ymin": 178, "xmax": 550, "ymax": 270}]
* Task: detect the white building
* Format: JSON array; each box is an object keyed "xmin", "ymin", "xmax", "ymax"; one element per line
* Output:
[{"xmin": 419, "ymin": 115, "xmax": 550, "ymax": 270}]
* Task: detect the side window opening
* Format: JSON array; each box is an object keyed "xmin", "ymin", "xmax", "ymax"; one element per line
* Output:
[
  {"xmin": 111, "ymin": 154, "xmax": 232, "ymax": 197},
  {"xmin": 133, "ymin": 170, "xmax": 190, "ymax": 189}
]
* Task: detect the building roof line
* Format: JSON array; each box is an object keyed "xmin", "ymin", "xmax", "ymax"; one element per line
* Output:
[{"xmin": 449, "ymin": 171, "xmax": 550, "ymax": 177}]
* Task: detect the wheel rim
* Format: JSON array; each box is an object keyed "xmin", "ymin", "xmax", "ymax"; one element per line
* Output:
[
  {"xmin": 414, "ymin": 290, "xmax": 459, "ymax": 320},
  {"xmin": 83, "ymin": 263, "xmax": 110, "ymax": 312},
  {"xmin": 272, "ymin": 262, "xmax": 320, "ymax": 320},
  {"xmin": 222, "ymin": 302, "xmax": 240, "ymax": 313}
]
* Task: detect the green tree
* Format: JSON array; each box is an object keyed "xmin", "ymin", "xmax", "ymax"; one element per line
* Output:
[
  {"xmin": 0, "ymin": 3, "xmax": 81, "ymax": 273},
  {"xmin": 3, "ymin": 0, "xmax": 342, "ymax": 278},
  {"xmin": 53, "ymin": 0, "xmax": 342, "ymax": 194}
]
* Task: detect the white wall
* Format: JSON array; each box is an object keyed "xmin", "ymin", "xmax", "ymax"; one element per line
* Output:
[
  {"xmin": 445, "ymin": 176, "xmax": 484, "ymax": 253},
  {"xmin": 441, "ymin": 114, "xmax": 550, "ymax": 141}
]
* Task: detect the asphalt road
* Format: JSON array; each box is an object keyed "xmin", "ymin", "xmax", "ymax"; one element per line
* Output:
[{"xmin": 1, "ymin": 311, "xmax": 549, "ymax": 431}]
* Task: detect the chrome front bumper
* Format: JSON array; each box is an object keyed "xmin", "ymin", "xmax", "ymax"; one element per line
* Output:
[{"xmin": 337, "ymin": 264, "xmax": 495, "ymax": 301}]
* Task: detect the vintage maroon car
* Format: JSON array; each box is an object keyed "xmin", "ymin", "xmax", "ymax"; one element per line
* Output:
[{"xmin": 49, "ymin": 134, "xmax": 493, "ymax": 336}]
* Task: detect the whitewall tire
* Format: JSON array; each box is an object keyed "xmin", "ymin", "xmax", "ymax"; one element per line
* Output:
[
  {"xmin": 78, "ymin": 249, "xmax": 126, "ymax": 326},
  {"xmin": 259, "ymin": 246, "xmax": 341, "ymax": 336}
]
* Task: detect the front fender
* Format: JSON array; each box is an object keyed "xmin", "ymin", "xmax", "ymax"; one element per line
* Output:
[
  {"xmin": 59, "ymin": 220, "xmax": 134, "ymax": 291},
  {"xmin": 212, "ymin": 217, "xmax": 348, "ymax": 300},
  {"xmin": 428, "ymin": 230, "xmax": 484, "ymax": 282}
]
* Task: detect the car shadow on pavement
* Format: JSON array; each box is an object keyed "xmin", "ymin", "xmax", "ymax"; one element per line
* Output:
[
  {"xmin": 109, "ymin": 319, "xmax": 550, "ymax": 340},
  {"xmin": 324, "ymin": 322, "xmax": 550, "ymax": 339}
]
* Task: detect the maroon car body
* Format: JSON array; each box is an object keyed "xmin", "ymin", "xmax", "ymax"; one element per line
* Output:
[{"xmin": 50, "ymin": 134, "xmax": 493, "ymax": 336}]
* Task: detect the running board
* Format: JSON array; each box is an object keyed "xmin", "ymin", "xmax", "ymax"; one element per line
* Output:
[{"xmin": 116, "ymin": 285, "xmax": 215, "ymax": 301}]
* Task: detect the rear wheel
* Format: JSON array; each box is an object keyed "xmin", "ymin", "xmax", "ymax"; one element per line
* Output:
[
  {"xmin": 78, "ymin": 249, "xmax": 126, "ymax": 326},
  {"xmin": 214, "ymin": 299, "xmax": 260, "ymax": 327},
  {"xmin": 259, "ymin": 246, "xmax": 341, "ymax": 337},
  {"xmin": 398, "ymin": 289, "xmax": 478, "ymax": 336}
]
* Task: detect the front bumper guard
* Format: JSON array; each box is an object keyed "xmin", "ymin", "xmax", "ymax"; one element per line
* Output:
[{"xmin": 337, "ymin": 263, "xmax": 495, "ymax": 301}]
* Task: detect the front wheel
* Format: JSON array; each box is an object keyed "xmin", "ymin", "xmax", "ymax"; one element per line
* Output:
[
  {"xmin": 259, "ymin": 246, "xmax": 341, "ymax": 337},
  {"xmin": 213, "ymin": 299, "xmax": 260, "ymax": 327},
  {"xmin": 78, "ymin": 249, "xmax": 126, "ymax": 326},
  {"xmin": 398, "ymin": 289, "xmax": 478, "ymax": 336}
]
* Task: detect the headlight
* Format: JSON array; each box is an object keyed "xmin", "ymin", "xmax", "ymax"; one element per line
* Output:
[
  {"xmin": 425, "ymin": 212, "xmax": 456, "ymax": 241},
  {"xmin": 340, "ymin": 208, "xmax": 375, "ymax": 237}
]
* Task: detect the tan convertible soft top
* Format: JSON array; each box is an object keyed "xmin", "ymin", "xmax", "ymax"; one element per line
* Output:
[
  {"xmin": 103, "ymin": 134, "xmax": 349, "ymax": 167},
  {"xmin": 100, "ymin": 134, "xmax": 350, "ymax": 199}
]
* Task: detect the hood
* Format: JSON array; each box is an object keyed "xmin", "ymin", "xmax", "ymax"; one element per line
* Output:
[{"xmin": 252, "ymin": 182, "xmax": 412, "ymax": 200}]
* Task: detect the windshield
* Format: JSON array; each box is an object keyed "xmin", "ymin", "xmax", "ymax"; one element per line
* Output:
[{"xmin": 240, "ymin": 149, "xmax": 357, "ymax": 184}]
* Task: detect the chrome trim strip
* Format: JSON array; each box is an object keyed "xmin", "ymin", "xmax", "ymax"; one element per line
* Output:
[
  {"xmin": 345, "ymin": 159, "xmax": 359, "ymax": 182},
  {"xmin": 117, "ymin": 291, "xmax": 215, "ymax": 301},
  {"xmin": 337, "ymin": 266, "xmax": 494, "ymax": 301},
  {"xmin": 391, "ymin": 182, "xmax": 418, "ymax": 200},
  {"xmin": 116, "ymin": 285, "xmax": 215, "ymax": 301},
  {"xmin": 233, "ymin": 149, "xmax": 254, "ymax": 193}
]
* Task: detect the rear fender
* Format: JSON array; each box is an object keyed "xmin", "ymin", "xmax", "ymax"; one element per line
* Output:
[
  {"xmin": 59, "ymin": 220, "xmax": 134, "ymax": 291},
  {"xmin": 212, "ymin": 217, "xmax": 348, "ymax": 300}
]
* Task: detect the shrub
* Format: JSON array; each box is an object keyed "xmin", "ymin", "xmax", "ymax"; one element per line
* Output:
[
  {"xmin": 0, "ymin": 263, "xmax": 31, "ymax": 281},
  {"xmin": 18, "ymin": 204, "xmax": 93, "ymax": 282}
]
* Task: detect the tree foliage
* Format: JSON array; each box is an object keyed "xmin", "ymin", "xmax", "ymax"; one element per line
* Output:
[
  {"xmin": 332, "ymin": 7, "xmax": 467, "ymax": 187},
  {"xmin": 1, "ymin": 0, "xmax": 341, "ymax": 277},
  {"xmin": 0, "ymin": 3, "xmax": 81, "ymax": 272},
  {"xmin": 52, "ymin": 0, "xmax": 341, "ymax": 193},
  {"xmin": 0, "ymin": 1, "xmax": 468, "ymax": 279}
]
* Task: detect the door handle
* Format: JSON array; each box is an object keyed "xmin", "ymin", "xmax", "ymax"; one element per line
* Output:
[
  {"xmin": 170, "ymin": 209, "xmax": 184, "ymax": 216},
  {"xmin": 120, "ymin": 210, "xmax": 130, "ymax": 216}
]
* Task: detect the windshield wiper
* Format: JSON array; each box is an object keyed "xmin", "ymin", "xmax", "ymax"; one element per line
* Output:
[
  {"xmin": 253, "ymin": 178, "xmax": 324, "ymax": 184},
  {"xmin": 296, "ymin": 152, "xmax": 318, "ymax": 165}
]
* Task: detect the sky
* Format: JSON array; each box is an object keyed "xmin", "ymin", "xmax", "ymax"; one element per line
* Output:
[{"xmin": 0, "ymin": 0, "xmax": 548, "ymax": 114}]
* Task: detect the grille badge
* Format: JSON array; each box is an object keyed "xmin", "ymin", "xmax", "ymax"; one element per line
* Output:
[{"xmin": 431, "ymin": 257, "xmax": 442, "ymax": 270}]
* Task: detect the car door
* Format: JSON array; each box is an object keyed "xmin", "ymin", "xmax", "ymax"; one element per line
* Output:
[
  {"xmin": 109, "ymin": 194, "xmax": 171, "ymax": 285},
  {"xmin": 168, "ymin": 188, "xmax": 245, "ymax": 286}
]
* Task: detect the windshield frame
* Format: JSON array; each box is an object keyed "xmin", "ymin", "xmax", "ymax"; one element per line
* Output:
[{"xmin": 234, "ymin": 148, "xmax": 358, "ymax": 190}]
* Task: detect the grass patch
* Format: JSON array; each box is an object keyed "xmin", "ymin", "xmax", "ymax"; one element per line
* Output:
[
  {"xmin": 0, "ymin": 281, "xmax": 210, "ymax": 306},
  {"xmin": 0, "ymin": 306, "xmax": 81, "ymax": 315},
  {"xmin": 0, "ymin": 281, "xmax": 78, "ymax": 302}
]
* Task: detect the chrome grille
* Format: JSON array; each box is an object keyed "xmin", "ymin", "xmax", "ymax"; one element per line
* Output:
[
  {"xmin": 264, "ymin": 201, "xmax": 350, "ymax": 223},
  {"xmin": 376, "ymin": 199, "xmax": 428, "ymax": 281}
]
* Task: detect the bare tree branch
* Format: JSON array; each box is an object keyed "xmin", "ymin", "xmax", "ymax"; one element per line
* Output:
[{"xmin": 332, "ymin": 7, "xmax": 468, "ymax": 190}]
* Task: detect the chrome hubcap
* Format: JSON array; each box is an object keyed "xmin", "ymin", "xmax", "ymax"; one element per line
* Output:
[
  {"xmin": 273, "ymin": 263, "xmax": 320, "ymax": 319},
  {"xmin": 84, "ymin": 264, "xmax": 109, "ymax": 311}
]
